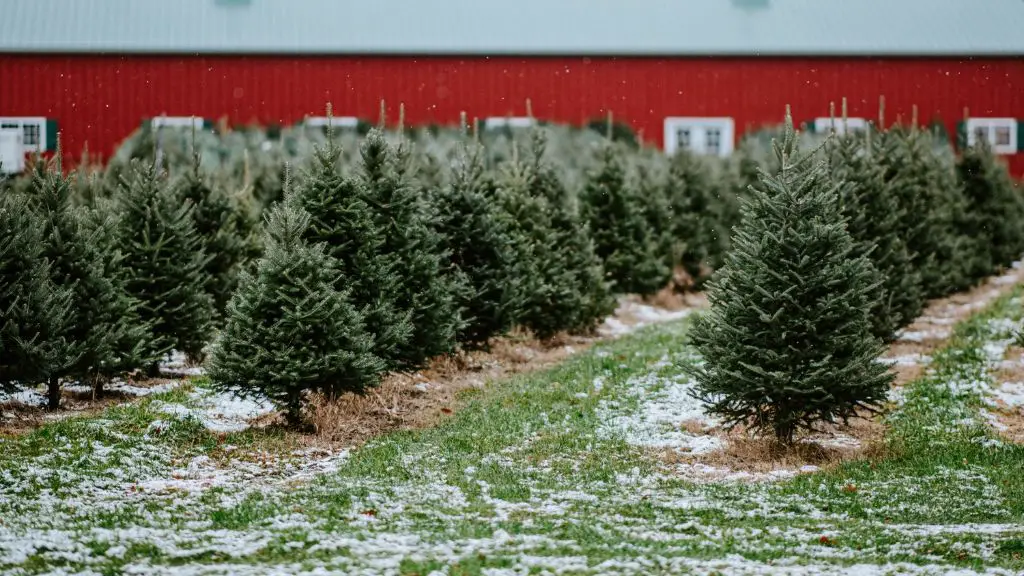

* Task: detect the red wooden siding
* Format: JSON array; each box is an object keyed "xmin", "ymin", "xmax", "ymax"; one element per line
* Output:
[{"xmin": 1, "ymin": 54, "xmax": 1021, "ymax": 175}]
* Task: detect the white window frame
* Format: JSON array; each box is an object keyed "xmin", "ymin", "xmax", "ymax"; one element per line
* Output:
[
  {"xmin": 966, "ymin": 118, "xmax": 1017, "ymax": 155},
  {"xmin": 0, "ymin": 117, "xmax": 47, "ymax": 153},
  {"xmin": 483, "ymin": 116, "xmax": 536, "ymax": 130},
  {"xmin": 150, "ymin": 116, "xmax": 204, "ymax": 129},
  {"xmin": 664, "ymin": 117, "xmax": 735, "ymax": 157},
  {"xmin": 304, "ymin": 116, "xmax": 359, "ymax": 129},
  {"xmin": 814, "ymin": 117, "xmax": 868, "ymax": 136}
]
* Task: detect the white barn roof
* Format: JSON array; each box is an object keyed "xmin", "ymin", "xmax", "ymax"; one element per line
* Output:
[{"xmin": 1, "ymin": 0, "xmax": 1022, "ymax": 56}]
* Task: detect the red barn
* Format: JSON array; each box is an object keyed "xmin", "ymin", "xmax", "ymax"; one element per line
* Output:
[{"xmin": 1, "ymin": 0, "xmax": 1023, "ymax": 174}]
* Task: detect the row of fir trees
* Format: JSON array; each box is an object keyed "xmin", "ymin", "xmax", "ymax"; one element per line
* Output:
[
  {"xmin": 3, "ymin": 108, "xmax": 1022, "ymax": 430},
  {"xmin": 689, "ymin": 105, "xmax": 1024, "ymax": 444}
]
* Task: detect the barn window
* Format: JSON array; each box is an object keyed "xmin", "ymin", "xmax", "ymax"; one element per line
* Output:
[
  {"xmin": 0, "ymin": 117, "xmax": 50, "ymax": 152},
  {"xmin": 966, "ymin": 118, "xmax": 1018, "ymax": 155},
  {"xmin": 150, "ymin": 116, "xmax": 205, "ymax": 129},
  {"xmin": 483, "ymin": 117, "xmax": 536, "ymax": 130},
  {"xmin": 813, "ymin": 117, "xmax": 867, "ymax": 135},
  {"xmin": 304, "ymin": 116, "xmax": 359, "ymax": 129},
  {"xmin": 663, "ymin": 117, "xmax": 734, "ymax": 157}
]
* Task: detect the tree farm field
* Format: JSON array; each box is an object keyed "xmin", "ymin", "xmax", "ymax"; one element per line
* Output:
[{"xmin": 3, "ymin": 268, "xmax": 1024, "ymax": 575}]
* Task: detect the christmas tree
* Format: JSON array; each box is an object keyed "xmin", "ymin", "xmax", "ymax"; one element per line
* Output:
[
  {"xmin": 207, "ymin": 191, "xmax": 384, "ymax": 426},
  {"xmin": 582, "ymin": 141, "xmax": 672, "ymax": 296},
  {"xmin": 356, "ymin": 129, "xmax": 463, "ymax": 367},
  {"xmin": 878, "ymin": 125, "xmax": 971, "ymax": 297},
  {"xmin": 435, "ymin": 143, "xmax": 527, "ymax": 347},
  {"xmin": 293, "ymin": 133, "xmax": 413, "ymax": 368},
  {"xmin": 826, "ymin": 121, "xmax": 924, "ymax": 340},
  {"xmin": 175, "ymin": 144, "xmax": 251, "ymax": 316},
  {"xmin": 22, "ymin": 156, "xmax": 148, "ymax": 407},
  {"xmin": 956, "ymin": 140, "xmax": 1024, "ymax": 275},
  {"xmin": 0, "ymin": 192, "xmax": 75, "ymax": 394},
  {"xmin": 115, "ymin": 159, "xmax": 215, "ymax": 373},
  {"xmin": 687, "ymin": 109, "xmax": 892, "ymax": 444},
  {"xmin": 665, "ymin": 150, "xmax": 730, "ymax": 289},
  {"xmin": 634, "ymin": 154, "xmax": 680, "ymax": 274}
]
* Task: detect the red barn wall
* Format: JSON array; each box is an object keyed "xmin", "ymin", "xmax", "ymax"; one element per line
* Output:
[{"xmin": 1, "ymin": 54, "xmax": 1021, "ymax": 175}]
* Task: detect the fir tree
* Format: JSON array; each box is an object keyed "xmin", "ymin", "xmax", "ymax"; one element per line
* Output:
[
  {"xmin": 686, "ymin": 110, "xmax": 892, "ymax": 444},
  {"xmin": 634, "ymin": 156, "xmax": 681, "ymax": 277},
  {"xmin": 293, "ymin": 136, "xmax": 413, "ymax": 369},
  {"xmin": 22, "ymin": 157, "xmax": 148, "ymax": 407},
  {"xmin": 435, "ymin": 144, "xmax": 526, "ymax": 347},
  {"xmin": 878, "ymin": 126, "xmax": 971, "ymax": 297},
  {"xmin": 582, "ymin": 142, "xmax": 672, "ymax": 296},
  {"xmin": 666, "ymin": 151, "xmax": 730, "ymax": 289},
  {"xmin": 115, "ymin": 159, "xmax": 215, "ymax": 373},
  {"xmin": 956, "ymin": 140, "xmax": 1024, "ymax": 275},
  {"xmin": 0, "ymin": 192, "xmax": 75, "ymax": 394},
  {"xmin": 357, "ymin": 130, "xmax": 463, "ymax": 367},
  {"xmin": 498, "ymin": 130, "xmax": 614, "ymax": 339},
  {"xmin": 827, "ymin": 125, "xmax": 924, "ymax": 340},
  {"xmin": 175, "ymin": 145, "xmax": 250, "ymax": 316},
  {"xmin": 207, "ymin": 193, "xmax": 385, "ymax": 426}
]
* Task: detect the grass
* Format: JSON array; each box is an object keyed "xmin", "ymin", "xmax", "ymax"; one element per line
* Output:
[{"xmin": 2, "ymin": 294, "xmax": 1024, "ymax": 574}]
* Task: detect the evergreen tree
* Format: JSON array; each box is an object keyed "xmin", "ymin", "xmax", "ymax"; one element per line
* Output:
[
  {"xmin": 499, "ymin": 130, "xmax": 614, "ymax": 338},
  {"xmin": 582, "ymin": 142, "xmax": 672, "ymax": 296},
  {"xmin": 207, "ymin": 195, "xmax": 384, "ymax": 426},
  {"xmin": 956, "ymin": 141, "xmax": 1024, "ymax": 275},
  {"xmin": 115, "ymin": 159, "xmax": 215, "ymax": 373},
  {"xmin": 665, "ymin": 151, "xmax": 730, "ymax": 289},
  {"xmin": 435, "ymin": 144, "xmax": 526, "ymax": 347},
  {"xmin": 0, "ymin": 192, "xmax": 75, "ymax": 394},
  {"xmin": 635, "ymin": 155, "xmax": 680, "ymax": 274},
  {"xmin": 175, "ymin": 147, "xmax": 250, "ymax": 316},
  {"xmin": 879, "ymin": 126, "xmax": 971, "ymax": 297},
  {"xmin": 357, "ymin": 130, "xmax": 463, "ymax": 367},
  {"xmin": 22, "ymin": 157, "xmax": 149, "ymax": 407},
  {"xmin": 827, "ymin": 126, "xmax": 924, "ymax": 340},
  {"xmin": 686, "ymin": 110, "xmax": 892, "ymax": 444},
  {"xmin": 293, "ymin": 136, "xmax": 413, "ymax": 369}
]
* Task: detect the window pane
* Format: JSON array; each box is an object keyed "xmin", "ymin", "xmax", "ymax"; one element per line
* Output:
[
  {"xmin": 706, "ymin": 128, "xmax": 722, "ymax": 155},
  {"xmin": 973, "ymin": 126, "xmax": 989, "ymax": 144},
  {"xmin": 677, "ymin": 128, "xmax": 691, "ymax": 150},
  {"xmin": 995, "ymin": 126, "xmax": 1012, "ymax": 146},
  {"xmin": 23, "ymin": 124, "xmax": 39, "ymax": 147}
]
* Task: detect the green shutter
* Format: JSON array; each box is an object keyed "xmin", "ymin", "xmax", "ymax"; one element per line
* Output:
[
  {"xmin": 956, "ymin": 120, "xmax": 967, "ymax": 150},
  {"xmin": 1017, "ymin": 119, "xmax": 1024, "ymax": 152},
  {"xmin": 202, "ymin": 119, "xmax": 214, "ymax": 130},
  {"xmin": 45, "ymin": 119, "xmax": 58, "ymax": 152}
]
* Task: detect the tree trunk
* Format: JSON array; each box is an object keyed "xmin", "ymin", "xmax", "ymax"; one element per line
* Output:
[
  {"xmin": 47, "ymin": 376, "xmax": 61, "ymax": 411},
  {"xmin": 93, "ymin": 375, "xmax": 104, "ymax": 400},
  {"xmin": 146, "ymin": 362, "xmax": 161, "ymax": 379}
]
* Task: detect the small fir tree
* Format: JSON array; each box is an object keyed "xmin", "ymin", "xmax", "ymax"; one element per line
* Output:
[
  {"xmin": 878, "ymin": 126, "xmax": 972, "ymax": 297},
  {"xmin": 634, "ymin": 155, "xmax": 680, "ymax": 274},
  {"xmin": 115, "ymin": 159, "xmax": 215, "ymax": 373},
  {"xmin": 686, "ymin": 110, "xmax": 892, "ymax": 444},
  {"xmin": 22, "ymin": 157, "xmax": 148, "ymax": 407},
  {"xmin": 956, "ymin": 140, "xmax": 1024, "ymax": 275},
  {"xmin": 294, "ymin": 135, "xmax": 413, "ymax": 369},
  {"xmin": 0, "ymin": 192, "xmax": 75, "ymax": 394},
  {"xmin": 435, "ymin": 144, "xmax": 527, "ymax": 347},
  {"xmin": 827, "ymin": 125, "xmax": 924, "ymax": 340},
  {"xmin": 582, "ymin": 141, "xmax": 672, "ymax": 296},
  {"xmin": 357, "ymin": 129, "xmax": 463, "ymax": 367},
  {"xmin": 175, "ymin": 145, "xmax": 250, "ymax": 316},
  {"xmin": 207, "ymin": 193, "xmax": 385, "ymax": 426},
  {"xmin": 665, "ymin": 151, "xmax": 730, "ymax": 289}
]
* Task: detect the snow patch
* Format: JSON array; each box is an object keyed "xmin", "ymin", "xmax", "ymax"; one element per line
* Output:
[
  {"xmin": 596, "ymin": 368, "xmax": 722, "ymax": 454},
  {"xmin": 0, "ymin": 388, "xmax": 47, "ymax": 408},
  {"xmin": 597, "ymin": 300, "xmax": 691, "ymax": 337},
  {"xmin": 151, "ymin": 389, "xmax": 275, "ymax": 433},
  {"xmin": 896, "ymin": 328, "xmax": 951, "ymax": 342},
  {"xmin": 992, "ymin": 382, "xmax": 1024, "ymax": 408}
]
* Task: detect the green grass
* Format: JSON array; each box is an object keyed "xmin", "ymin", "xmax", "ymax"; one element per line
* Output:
[{"xmin": 3, "ymin": 295, "xmax": 1024, "ymax": 574}]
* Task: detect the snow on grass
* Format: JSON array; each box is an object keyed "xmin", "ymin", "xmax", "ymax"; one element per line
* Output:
[
  {"xmin": 151, "ymin": 388, "xmax": 274, "ymax": 433},
  {"xmin": 992, "ymin": 382, "xmax": 1024, "ymax": 408},
  {"xmin": 63, "ymin": 379, "xmax": 185, "ymax": 397},
  {"xmin": 597, "ymin": 300, "xmax": 693, "ymax": 337},
  {"xmin": 878, "ymin": 353, "xmax": 933, "ymax": 367},
  {"xmin": 159, "ymin": 350, "xmax": 206, "ymax": 377},
  {"xmin": 0, "ymin": 387, "xmax": 47, "ymax": 409},
  {"xmin": 596, "ymin": 358, "xmax": 723, "ymax": 455},
  {"xmin": 896, "ymin": 328, "xmax": 952, "ymax": 342}
]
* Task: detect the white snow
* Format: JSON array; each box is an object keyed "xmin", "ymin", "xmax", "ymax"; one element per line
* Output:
[
  {"xmin": 992, "ymin": 381, "xmax": 1024, "ymax": 408},
  {"xmin": 596, "ymin": 364, "xmax": 723, "ymax": 454},
  {"xmin": 63, "ymin": 379, "xmax": 185, "ymax": 398},
  {"xmin": 159, "ymin": 350, "xmax": 206, "ymax": 377},
  {"xmin": 597, "ymin": 300, "xmax": 692, "ymax": 337},
  {"xmin": 896, "ymin": 328, "xmax": 952, "ymax": 342},
  {"xmin": 0, "ymin": 388, "xmax": 47, "ymax": 408},
  {"xmin": 151, "ymin": 389, "xmax": 275, "ymax": 433},
  {"xmin": 878, "ymin": 354, "xmax": 932, "ymax": 367}
]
